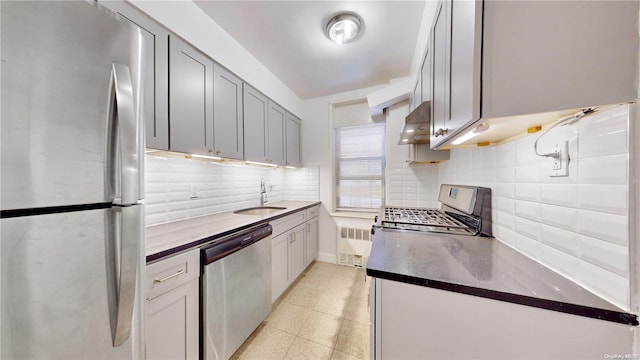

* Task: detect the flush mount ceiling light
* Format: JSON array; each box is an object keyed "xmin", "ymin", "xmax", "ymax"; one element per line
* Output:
[{"xmin": 326, "ymin": 12, "xmax": 362, "ymax": 45}]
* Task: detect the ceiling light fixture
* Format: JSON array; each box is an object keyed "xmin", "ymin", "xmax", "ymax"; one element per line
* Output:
[{"xmin": 326, "ymin": 12, "xmax": 362, "ymax": 45}]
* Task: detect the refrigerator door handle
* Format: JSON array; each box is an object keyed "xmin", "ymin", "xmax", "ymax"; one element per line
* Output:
[
  {"xmin": 107, "ymin": 205, "xmax": 141, "ymax": 347},
  {"xmin": 107, "ymin": 62, "xmax": 139, "ymax": 206},
  {"xmin": 105, "ymin": 62, "xmax": 141, "ymax": 347}
]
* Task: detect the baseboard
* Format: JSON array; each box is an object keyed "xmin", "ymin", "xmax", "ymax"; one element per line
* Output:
[{"xmin": 317, "ymin": 252, "xmax": 336, "ymax": 264}]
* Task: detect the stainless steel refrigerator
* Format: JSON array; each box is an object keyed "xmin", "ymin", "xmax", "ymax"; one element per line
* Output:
[{"xmin": 1, "ymin": 1, "xmax": 147, "ymax": 358}]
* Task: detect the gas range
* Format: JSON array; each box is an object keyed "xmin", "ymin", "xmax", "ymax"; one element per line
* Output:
[{"xmin": 374, "ymin": 184, "xmax": 492, "ymax": 237}]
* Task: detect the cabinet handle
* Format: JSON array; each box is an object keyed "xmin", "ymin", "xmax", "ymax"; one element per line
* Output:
[
  {"xmin": 154, "ymin": 269, "xmax": 184, "ymax": 283},
  {"xmin": 434, "ymin": 128, "xmax": 448, "ymax": 137},
  {"xmin": 306, "ymin": 223, "xmax": 310, "ymax": 232}
]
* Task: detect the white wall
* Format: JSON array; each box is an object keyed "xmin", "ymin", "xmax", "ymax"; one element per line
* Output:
[
  {"xmin": 128, "ymin": 0, "xmax": 303, "ymax": 117},
  {"xmin": 301, "ymin": 84, "xmax": 386, "ymax": 263}
]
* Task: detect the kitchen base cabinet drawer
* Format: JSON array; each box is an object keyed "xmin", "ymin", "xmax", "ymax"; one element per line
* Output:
[
  {"xmin": 146, "ymin": 279, "xmax": 199, "ymax": 360},
  {"xmin": 271, "ymin": 211, "xmax": 306, "ymax": 237},
  {"xmin": 146, "ymin": 249, "xmax": 199, "ymax": 300},
  {"xmin": 305, "ymin": 205, "xmax": 319, "ymax": 219}
]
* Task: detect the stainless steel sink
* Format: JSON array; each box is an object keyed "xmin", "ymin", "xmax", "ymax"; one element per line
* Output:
[{"xmin": 233, "ymin": 206, "xmax": 287, "ymax": 216}]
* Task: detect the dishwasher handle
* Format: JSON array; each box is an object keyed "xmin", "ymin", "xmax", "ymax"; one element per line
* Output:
[{"xmin": 201, "ymin": 224, "xmax": 272, "ymax": 265}]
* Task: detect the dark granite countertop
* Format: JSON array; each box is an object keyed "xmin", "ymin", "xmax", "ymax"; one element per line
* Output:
[{"xmin": 366, "ymin": 227, "xmax": 638, "ymax": 326}]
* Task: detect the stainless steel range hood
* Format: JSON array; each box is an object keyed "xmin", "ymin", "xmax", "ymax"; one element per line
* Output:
[{"xmin": 399, "ymin": 101, "xmax": 431, "ymax": 144}]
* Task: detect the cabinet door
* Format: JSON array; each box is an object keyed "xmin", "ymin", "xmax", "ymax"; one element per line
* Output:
[
  {"xmin": 146, "ymin": 279, "xmax": 199, "ymax": 360},
  {"xmin": 420, "ymin": 48, "xmax": 431, "ymax": 105},
  {"xmin": 213, "ymin": 64, "xmax": 244, "ymax": 160},
  {"xmin": 267, "ymin": 101, "xmax": 286, "ymax": 165},
  {"xmin": 448, "ymin": 0, "xmax": 482, "ymax": 136},
  {"xmin": 289, "ymin": 224, "xmax": 306, "ymax": 280},
  {"xmin": 100, "ymin": 1, "xmax": 169, "ymax": 150},
  {"xmin": 305, "ymin": 217, "xmax": 319, "ymax": 267},
  {"xmin": 271, "ymin": 232, "xmax": 290, "ymax": 303},
  {"xmin": 285, "ymin": 113, "xmax": 301, "ymax": 168},
  {"xmin": 169, "ymin": 36, "xmax": 214, "ymax": 155},
  {"xmin": 430, "ymin": 1, "xmax": 449, "ymax": 148},
  {"xmin": 243, "ymin": 84, "xmax": 269, "ymax": 163},
  {"xmin": 411, "ymin": 80, "xmax": 420, "ymax": 111}
]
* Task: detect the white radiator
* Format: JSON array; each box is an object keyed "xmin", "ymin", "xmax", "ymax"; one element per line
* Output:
[{"xmin": 337, "ymin": 226, "xmax": 372, "ymax": 267}]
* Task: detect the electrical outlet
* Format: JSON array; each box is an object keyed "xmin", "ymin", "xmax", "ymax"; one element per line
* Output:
[
  {"xmin": 189, "ymin": 184, "xmax": 199, "ymax": 199},
  {"xmin": 549, "ymin": 141, "xmax": 569, "ymax": 177}
]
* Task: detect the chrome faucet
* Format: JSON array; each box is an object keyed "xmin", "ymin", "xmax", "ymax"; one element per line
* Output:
[{"xmin": 260, "ymin": 178, "xmax": 267, "ymax": 206}]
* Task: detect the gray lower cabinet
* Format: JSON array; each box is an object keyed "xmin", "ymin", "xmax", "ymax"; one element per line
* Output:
[
  {"xmin": 267, "ymin": 101, "xmax": 286, "ymax": 165},
  {"xmin": 243, "ymin": 84, "xmax": 269, "ymax": 163},
  {"xmin": 304, "ymin": 215, "xmax": 319, "ymax": 267},
  {"xmin": 169, "ymin": 35, "xmax": 214, "ymax": 155},
  {"xmin": 271, "ymin": 210, "xmax": 308, "ymax": 303},
  {"xmin": 145, "ymin": 249, "xmax": 200, "ymax": 360},
  {"xmin": 100, "ymin": 0, "xmax": 169, "ymax": 150},
  {"xmin": 213, "ymin": 64, "xmax": 244, "ymax": 160},
  {"xmin": 285, "ymin": 113, "xmax": 301, "ymax": 168},
  {"xmin": 289, "ymin": 224, "xmax": 306, "ymax": 283},
  {"xmin": 271, "ymin": 232, "xmax": 290, "ymax": 303}
]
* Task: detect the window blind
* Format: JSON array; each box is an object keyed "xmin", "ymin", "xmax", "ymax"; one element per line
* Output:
[{"xmin": 335, "ymin": 123, "xmax": 385, "ymax": 210}]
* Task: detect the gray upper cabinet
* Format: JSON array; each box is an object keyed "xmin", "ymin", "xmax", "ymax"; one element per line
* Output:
[
  {"xmin": 285, "ymin": 113, "xmax": 301, "ymax": 168},
  {"xmin": 410, "ymin": 80, "xmax": 420, "ymax": 112},
  {"xmin": 429, "ymin": 0, "xmax": 638, "ymax": 148},
  {"xmin": 243, "ymin": 84, "xmax": 269, "ymax": 163},
  {"xmin": 213, "ymin": 64, "xmax": 244, "ymax": 160},
  {"xmin": 420, "ymin": 49, "xmax": 431, "ymax": 108},
  {"xmin": 169, "ymin": 36, "xmax": 214, "ymax": 155},
  {"xmin": 101, "ymin": 1, "xmax": 169, "ymax": 150},
  {"xmin": 267, "ymin": 101, "xmax": 286, "ymax": 165},
  {"xmin": 430, "ymin": 1, "xmax": 449, "ymax": 146}
]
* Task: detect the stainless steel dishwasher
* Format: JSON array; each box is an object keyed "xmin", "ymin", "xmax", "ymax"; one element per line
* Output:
[{"xmin": 200, "ymin": 223, "xmax": 273, "ymax": 360}]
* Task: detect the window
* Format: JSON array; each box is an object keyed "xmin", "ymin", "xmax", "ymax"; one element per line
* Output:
[{"xmin": 335, "ymin": 123, "xmax": 385, "ymax": 210}]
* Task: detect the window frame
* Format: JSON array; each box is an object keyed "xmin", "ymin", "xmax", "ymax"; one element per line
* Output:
[{"xmin": 334, "ymin": 122, "xmax": 386, "ymax": 212}]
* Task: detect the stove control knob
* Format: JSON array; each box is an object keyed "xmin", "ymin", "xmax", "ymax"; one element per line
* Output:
[
  {"xmin": 374, "ymin": 216, "xmax": 378, "ymax": 223},
  {"xmin": 371, "ymin": 226, "xmax": 375, "ymax": 235}
]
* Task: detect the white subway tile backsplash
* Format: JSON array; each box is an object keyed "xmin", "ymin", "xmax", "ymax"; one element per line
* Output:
[
  {"xmin": 515, "ymin": 183, "xmax": 540, "ymax": 202},
  {"xmin": 539, "ymin": 184, "xmax": 578, "ymax": 208},
  {"xmin": 577, "ymin": 210, "xmax": 628, "ymax": 247},
  {"xmin": 580, "ymin": 128, "xmax": 628, "ymax": 159},
  {"xmin": 578, "ymin": 155, "xmax": 627, "ymax": 185},
  {"xmin": 515, "ymin": 200, "xmax": 540, "ymax": 221},
  {"xmin": 496, "ymin": 183, "xmax": 515, "ymax": 199},
  {"xmin": 540, "ymin": 224, "xmax": 579, "ymax": 255},
  {"xmin": 497, "ymin": 142, "xmax": 516, "ymax": 168},
  {"xmin": 515, "ymin": 233, "xmax": 541, "ymax": 260},
  {"xmin": 498, "ymin": 211, "xmax": 515, "ymax": 231},
  {"xmin": 578, "ymin": 260, "xmax": 628, "ymax": 310},
  {"xmin": 540, "ymin": 244, "xmax": 579, "ymax": 280},
  {"xmin": 495, "ymin": 197, "xmax": 515, "ymax": 214},
  {"xmin": 539, "ymin": 203, "xmax": 578, "ymax": 232},
  {"xmin": 515, "ymin": 216, "xmax": 541, "ymax": 241},
  {"xmin": 497, "ymin": 166, "xmax": 515, "ymax": 183},
  {"xmin": 428, "ymin": 105, "xmax": 632, "ymax": 310},
  {"xmin": 144, "ymin": 154, "xmax": 319, "ymax": 226},
  {"xmin": 577, "ymin": 184, "xmax": 628, "ymax": 215},
  {"xmin": 579, "ymin": 235, "xmax": 628, "ymax": 277}
]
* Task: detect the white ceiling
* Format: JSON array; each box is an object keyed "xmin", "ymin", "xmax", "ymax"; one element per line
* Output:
[{"xmin": 193, "ymin": 1, "xmax": 427, "ymax": 100}]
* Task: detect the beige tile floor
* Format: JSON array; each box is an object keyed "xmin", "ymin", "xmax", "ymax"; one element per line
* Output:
[{"xmin": 231, "ymin": 261, "xmax": 371, "ymax": 360}]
